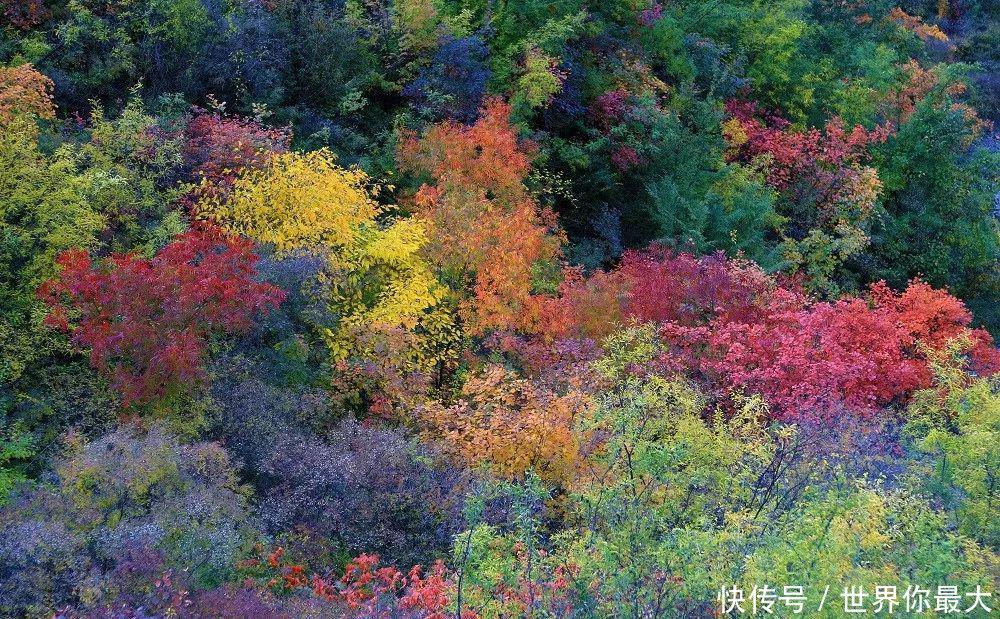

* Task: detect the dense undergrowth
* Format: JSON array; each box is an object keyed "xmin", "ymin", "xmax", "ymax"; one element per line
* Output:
[{"xmin": 1, "ymin": 0, "xmax": 999, "ymax": 616}]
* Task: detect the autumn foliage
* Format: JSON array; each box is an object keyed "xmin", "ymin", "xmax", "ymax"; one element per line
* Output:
[
  {"xmin": 887, "ymin": 7, "xmax": 950, "ymax": 43},
  {"xmin": 723, "ymin": 101, "xmax": 890, "ymax": 197},
  {"xmin": 196, "ymin": 148, "xmax": 447, "ymax": 378},
  {"xmin": 243, "ymin": 546, "xmax": 464, "ymax": 618},
  {"xmin": 533, "ymin": 266, "xmax": 627, "ymax": 342},
  {"xmin": 419, "ymin": 365, "xmax": 589, "ymax": 484},
  {"xmin": 196, "ymin": 149, "xmax": 382, "ymax": 253},
  {"xmin": 0, "ymin": 0, "xmax": 46, "ymax": 30},
  {"xmin": 4, "ymin": 1, "xmax": 1000, "ymax": 617},
  {"xmin": 620, "ymin": 250, "xmax": 998, "ymax": 419},
  {"xmin": 179, "ymin": 108, "xmax": 290, "ymax": 205},
  {"xmin": 0, "ymin": 64, "xmax": 54, "ymax": 125},
  {"xmin": 880, "ymin": 60, "xmax": 989, "ymax": 143},
  {"xmin": 530, "ymin": 246, "xmax": 997, "ymax": 420},
  {"xmin": 39, "ymin": 225, "xmax": 284, "ymax": 404},
  {"xmin": 665, "ymin": 289, "xmax": 931, "ymax": 418},
  {"xmin": 399, "ymin": 99, "xmax": 564, "ymax": 334},
  {"xmin": 722, "ymin": 101, "xmax": 892, "ymax": 293}
]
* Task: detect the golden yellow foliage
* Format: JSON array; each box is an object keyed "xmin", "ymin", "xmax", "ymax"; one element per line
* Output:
[
  {"xmin": 419, "ymin": 365, "xmax": 591, "ymax": 485},
  {"xmin": 196, "ymin": 149, "xmax": 380, "ymax": 252},
  {"xmin": 321, "ymin": 218, "xmax": 447, "ymax": 360},
  {"xmin": 197, "ymin": 149, "xmax": 449, "ymax": 366}
]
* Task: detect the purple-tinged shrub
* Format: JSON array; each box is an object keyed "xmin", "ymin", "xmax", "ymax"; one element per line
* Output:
[
  {"xmin": 257, "ymin": 417, "xmax": 468, "ymax": 567},
  {"xmin": 208, "ymin": 354, "xmax": 468, "ymax": 568},
  {"xmin": 404, "ymin": 35, "xmax": 491, "ymax": 123},
  {"xmin": 200, "ymin": 0, "xmax": 290, "ymax": 109},
  {"xmin": 209, "ymin": 354, "xmax": 332, "ymax": 462},
  {"xmin": 0, "ymin": 424, "xmax": 251, "ymax": 616}
]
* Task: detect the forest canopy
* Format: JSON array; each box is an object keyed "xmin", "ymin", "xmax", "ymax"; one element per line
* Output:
[{"xmin": 1, "ymin": 0, "xmax": 999, "ymax": 616}]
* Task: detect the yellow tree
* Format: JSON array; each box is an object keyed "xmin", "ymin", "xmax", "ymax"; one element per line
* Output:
[{"xmin": 197, "ymin": 149, "xmax": 458, "ymax": 397}]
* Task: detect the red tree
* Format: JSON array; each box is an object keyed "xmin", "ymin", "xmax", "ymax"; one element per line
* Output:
[
  {"xmin": 245, "ymin": 547, "xmax": 469, "ymax": 618},
  {"xmin": 39, "ymin": 225, "xmax": 285, "ymax": 404},
  {"xmin": 1, "ymin": 0, "xmax": 46, "ymax": 30},
  {"xmin": 870, "ymin": 280, "xmax": 1000, "ymax": 375},
  {"xmin": 620, "ymin": 247, "xmax": 778, "ymax": 327},
  {"xmin": 723, "ymin": 100, "xmax": 890, "ymax": 293},
  {"xmin": 608, "ymin": 248, "xmax": 998, "ymax": 420},
  {"xmin": 674, "ymin": 291, "xmax": 929, "ymax": 419},
  {"xmin": 177, "ymin": 108, "xmax": 290, "ymax": 206},
  {"xmin": 723, "ymin": 100, "xmax": 890, "ymax": 193},
  {"xmin": 505, "ymin": 246, "xmax": 997, "ymax": 420}
]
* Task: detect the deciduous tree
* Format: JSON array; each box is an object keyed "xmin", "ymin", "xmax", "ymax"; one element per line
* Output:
[
  {"xmin": 39, "ymin": 226, "xmax": 284, "ymax": 405},
  {"xmin": 399, "ymin": 99, "xmax": 564, "ymax": 334},
  {"xmin": 0, "ymin": 64, "xmax": 54, "ymax": 126},
  {"xmin": 419, "ymin": 365, "xmax": 590, "ymax": 485}
]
